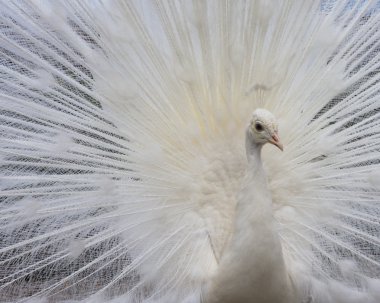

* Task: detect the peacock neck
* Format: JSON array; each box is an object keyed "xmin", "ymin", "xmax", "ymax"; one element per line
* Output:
[
  {"xmin": 245, "ymin": 130, "xmax": 263, "ymax": 168},
  {"xmin": 206, "ymin": 136, "xmax": 294, "ymax": 303},
  {"xmin": 236, "ymin": 138, "xmax": 275, "ymax": 245}
]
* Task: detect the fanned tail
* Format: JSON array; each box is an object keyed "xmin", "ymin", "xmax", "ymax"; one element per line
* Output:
[{"xmin": 0, "ymin": 1, "xmax": 379, "ymax": 302}]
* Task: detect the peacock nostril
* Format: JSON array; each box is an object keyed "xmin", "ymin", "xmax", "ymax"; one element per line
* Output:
[{"xmin": 272, "ymin": 134, "xmax": 280, "ymax": 142}]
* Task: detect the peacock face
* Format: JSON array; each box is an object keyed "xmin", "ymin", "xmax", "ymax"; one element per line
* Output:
[{"xmin": 249, "ymin": 108, "xmax": 283, "ymax": 151}]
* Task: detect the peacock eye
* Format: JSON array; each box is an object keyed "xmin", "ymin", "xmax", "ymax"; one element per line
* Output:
[{"xmin": 255, "ymin": 122, "xmax": 263, "ymax": 132}]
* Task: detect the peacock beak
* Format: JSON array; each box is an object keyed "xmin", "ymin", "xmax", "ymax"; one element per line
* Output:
[{"xmin": 268, "ymin": 133, "xmax": 284, "ymax": 151}]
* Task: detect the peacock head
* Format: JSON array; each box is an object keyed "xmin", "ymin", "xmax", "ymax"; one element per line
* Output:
[{"xmin": 248, "ymin": 108, "xmax": 283, "ymax": 151}]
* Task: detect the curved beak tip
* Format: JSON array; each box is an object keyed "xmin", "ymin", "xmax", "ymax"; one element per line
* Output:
[
  {"xmin": 269, "ymin": 134, "xmax": 284, "ymax": 152},
  {"xmin": 277, "ymin": 143, "xmax": 284, "ymax": 152}
]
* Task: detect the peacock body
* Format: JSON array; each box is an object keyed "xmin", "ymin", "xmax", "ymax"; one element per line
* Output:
[{"xmin": 0, "ymin": 1, "xmax": 380, "ymax": 302}]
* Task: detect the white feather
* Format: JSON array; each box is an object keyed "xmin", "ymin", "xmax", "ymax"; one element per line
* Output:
[{"xmin": 0, "ymin": 1, "xmax": 379, "ymax": 302}]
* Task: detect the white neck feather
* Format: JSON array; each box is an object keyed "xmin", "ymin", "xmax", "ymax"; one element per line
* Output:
[{"xmin": 206, "ymin": 131, "xmax": 294, "ymax": 303}]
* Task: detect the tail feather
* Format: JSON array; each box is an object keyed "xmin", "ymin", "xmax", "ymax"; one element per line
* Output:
[{"xmin": 0, "ymin": 1, "xmax": 379, "ymax": 302}]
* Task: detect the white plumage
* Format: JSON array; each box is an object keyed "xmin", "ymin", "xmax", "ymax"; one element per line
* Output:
[{"xmin": 0, "ymin": 1, "xmax": 379, "ymax": 302}]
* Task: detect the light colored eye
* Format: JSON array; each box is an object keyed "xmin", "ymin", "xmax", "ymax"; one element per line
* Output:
[{"xmin": 255, "ymin": 122, "xmax": 264, "ymax": 132}]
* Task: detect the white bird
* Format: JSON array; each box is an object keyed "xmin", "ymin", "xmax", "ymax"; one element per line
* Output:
[
  {"xmin": 206, "ymin": 109, "xmax": 294, "ymax": 303},
  {"xmin": 0, "ymin": 1, "xmax": 380, "ymax": 303}
]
